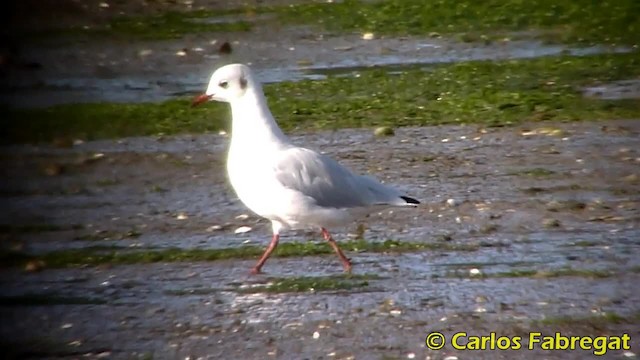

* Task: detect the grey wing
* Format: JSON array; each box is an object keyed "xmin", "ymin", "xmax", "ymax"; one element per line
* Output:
[{"xmin": 273, "ymin": 147, "xmax": 403, "ymax": 208}]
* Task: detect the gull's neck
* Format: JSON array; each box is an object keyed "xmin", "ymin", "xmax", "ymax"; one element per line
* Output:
[{"xmin": 229, "ymin": 85, "xmax": 291, "ymax": 150}]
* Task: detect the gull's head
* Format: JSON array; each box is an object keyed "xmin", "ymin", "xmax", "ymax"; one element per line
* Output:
[{"xmin": 192, "ymin": 63, "xmax": 255, "ymax": 106}]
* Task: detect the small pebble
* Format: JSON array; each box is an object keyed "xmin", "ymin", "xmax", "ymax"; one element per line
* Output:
[
  {"xmin": 446, "ymin": 198, "xmax": 459, "ymax": 206},
  {"xmin": 312, "ymin": 331, "xmax": 320, "ymax": 339},
  {"xmin": 374, "ymin": 126, "xmax": 395, "ymax": 137},
  {"xmin": 219, "ymin": 42, "xmax": 232, "ymax": 54},
  {"xmin": 176, "ymin": 213, "xmax": 188, "ymax": 220},
  {"xmin": 234, "ymin": 226, "xmax": 252, "ymax": 234},
  {"xmin": 206, "ymin": 225, "xmax": 223, "ymax": 232},
  {"xmin": 362, "ymin": 32, "xmax": 375, "ymax": 40}
]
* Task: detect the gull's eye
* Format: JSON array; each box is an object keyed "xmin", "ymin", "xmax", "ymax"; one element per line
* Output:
[{"xmin": 219, "ymin": 81, "xmax": 229, "ymax": 89}]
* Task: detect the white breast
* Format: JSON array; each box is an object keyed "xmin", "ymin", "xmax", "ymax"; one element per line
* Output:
[{"xmin": 228, "ymin": 136, "xmax": 302, "ymax": 223}]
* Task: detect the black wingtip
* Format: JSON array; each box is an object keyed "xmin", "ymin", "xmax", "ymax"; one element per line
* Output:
[{"xmin": 400, "ymin": 196, "xmax": 420, "ymax": 205}]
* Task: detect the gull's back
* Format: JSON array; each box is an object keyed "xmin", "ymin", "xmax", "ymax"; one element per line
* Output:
[{"xmin": 274, "ymin": 146, "xmax": 409, "ymax": 209}]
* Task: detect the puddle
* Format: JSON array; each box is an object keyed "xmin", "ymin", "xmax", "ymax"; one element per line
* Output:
[
  {"xmin": 296, "ymin": 43, "xmax": 629, "ymax": 79},
  {"xmin": 583, "ymin": 79, "xmax": 640, "ymax": 100}
]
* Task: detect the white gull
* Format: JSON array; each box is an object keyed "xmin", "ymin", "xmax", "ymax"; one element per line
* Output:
[{"xmin": 193, "ymin": 63, "xmax": 420, "ymax": 274}]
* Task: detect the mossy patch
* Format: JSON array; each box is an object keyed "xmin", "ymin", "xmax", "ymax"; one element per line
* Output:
[
  {"xmin": 3, "ymin": 239, "xmax": 477, "ymax": 268},
  {"xmin": 531, "ymin": 268, "xmax": 614, "ymax": 278},
  {"xmin": 22, "ymin": 1, "xmax": 640, "ymax": 45},
  {"xmin": 3, "ymin": 99, "xmax": 224, "ymax": 144},
  {"xmin": 164, "ymin": 288, "xmax": 221, "ymax": 296},
  {"xmin": 281, "ymin": 0, "xmax": 640, "ymax": 44},
  {"xmin": 33, "ymin": 10, "xmax": 252, "ymax": 41},
  {"xmin": 274, "ymin": 0, "xmax": 640, "ymax": 45},
  {"xmin": 106, "ymin": 10, "xmax": 251, "ymax": 39},
  {"xmin": 5, "ymin": 52, "xmax": 640, "ymax": 144},
  {"xmin": 565, "ymin": 240, "xmax": 607, "ymax": 248}
]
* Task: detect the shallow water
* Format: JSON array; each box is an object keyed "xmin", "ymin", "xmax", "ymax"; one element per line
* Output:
[{"xmin": 0, "ymin": 27, "xmax": 630, "ymax": 108}]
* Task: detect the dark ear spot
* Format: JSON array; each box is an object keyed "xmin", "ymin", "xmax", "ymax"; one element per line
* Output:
[{"xmin": 240, "ymin": 77, "xmax": 247, "ymax": 90}]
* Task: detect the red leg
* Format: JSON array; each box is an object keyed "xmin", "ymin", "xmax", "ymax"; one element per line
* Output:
[
  {"xmin": 251, "ymin": 233, "xmax": 279, "ymax": 274},
  {"xmin": 321, "ymin": 228, "xmax": 352, "ymax": 273}
]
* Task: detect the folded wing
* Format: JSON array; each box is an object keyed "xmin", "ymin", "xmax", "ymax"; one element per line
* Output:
[{"xmin": 273, "ymin": 147, "xmax": 414, "ymax": 209}]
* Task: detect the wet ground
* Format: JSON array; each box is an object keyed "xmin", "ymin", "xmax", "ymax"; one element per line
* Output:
[
  {"xmin": 0, "ymin": 3, "xmax": 632, "ymax": 108},
  {"xmin": 2, "ymin": 120, "xmax": 640, "ymax": 359},
  {"xmin": 2, "ymin": 0, "xmax": 640, "ymax": 359}
]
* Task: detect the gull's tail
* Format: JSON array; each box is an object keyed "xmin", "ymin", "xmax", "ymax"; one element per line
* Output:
[
  {"xmin": 400, "ymin": 196, "xmax": 420, "ymax": 205},
  {"xmin": 353, "ymin": 174, "xmax": 420, "ymax": 208}
]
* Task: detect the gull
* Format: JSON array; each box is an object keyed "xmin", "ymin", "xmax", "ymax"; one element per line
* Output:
[{"xmin": 192, "ymin": 64, "xmax": 420, "ymax": 274}]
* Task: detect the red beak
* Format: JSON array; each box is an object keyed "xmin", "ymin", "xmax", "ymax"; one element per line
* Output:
[{"xmin": 191, "ymin": 93, "xmax": 212, "ymax": 107}]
